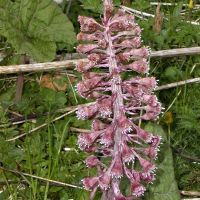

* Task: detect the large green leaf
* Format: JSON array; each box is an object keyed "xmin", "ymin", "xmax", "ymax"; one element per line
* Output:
[
  {"xmin": 143, "ymin": 123, "xmax": 181, "ymax": 200},
  {"xmin": 0, "ymin": 0, "xmax": 76, "ymax": 62}
]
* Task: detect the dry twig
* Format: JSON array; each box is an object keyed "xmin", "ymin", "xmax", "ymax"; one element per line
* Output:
[
  {"xmin": 6, "ymin": 108, "xmax": 78, "ymax": 141},
  {"xmin": 120, "ymin": 5, "xmax": 200, "ymax": 25},
  {"xmin": 181, "ymin": 191, "xmax": 200, "ymax": 197},
  {"xmin": 150, "ymin": 2, "xmax": 200, "ymax": 8},
  {"xmin": 6, "ymin": 102, "xmax": 95, "ymax": 141},
  {"xmin": 0, "ymin": 166, "xmax": 83, "ymax": 190},
  {"xmin": 1, "ymin": 48, "xmax": 200, "ymax": 74},
  {"xmin": 155, "ymin": 77, "xmax": 200, "ymax": 90}
]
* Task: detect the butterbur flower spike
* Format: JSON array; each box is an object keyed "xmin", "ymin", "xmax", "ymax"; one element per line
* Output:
[{"xmin": 76, "ymin": 0, "xmax": 161, "ymax": 199}]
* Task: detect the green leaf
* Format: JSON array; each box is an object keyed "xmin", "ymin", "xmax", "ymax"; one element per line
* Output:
[
  {"xmin": 0, "ymin": 192, "xmax": 6, "ymax": 200},
  {"xmin": 80, "ymin": 0, "xmax": 122, "ymax": 13},
  {"xmin": 143, "ymin": 123, "xmax": 181, "ymax": 200},
  {"xmin": 0, "ymin": 87, "xmax": 15, "ymax": 108},
  {"xmin": 80, "ymin": 0, "xmax": 103, "ymax": 13},
  {"xmin": 39, "ymin": 88, "xmax": 67, "ymax": 108},
  {"xmin": 172, "ymin": 2, "xmax": 183, "ymax": 17},
  {"xmin": 0, "ymin": 0, "xmax": 76, "ymax": 62},
  {"xmin": 163, "ymin": 66, "xmax": 183, "ymax": 81},
  {"xmin": 75, "ymin": 190, "xmax": 89, "ymax": 200}
]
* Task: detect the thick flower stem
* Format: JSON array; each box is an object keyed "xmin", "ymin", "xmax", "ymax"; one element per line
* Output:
[{"xmin": 101, "ymin": 12, "xmax": 125, "ymax": 200}]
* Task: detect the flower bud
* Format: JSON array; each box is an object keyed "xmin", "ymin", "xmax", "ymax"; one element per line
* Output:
[
  {"xmin": 98, "ymin": 171, "xmax": 111, "ymax": 190},
  {"xmin": 76, "ymin": 104, "xmax": 98, "ymax": 120},
  {"xmin": 131, "ymin": 183, "xmax": 146, "ymax": 197},
  {"xmin": 77, "ymin": 44, "xmax": 99, "ymax": 54},
  {"xmin": 85, "ymin": 155, "xmax": 100, "ymax": 168},
  {"xmin": 76, "ymin": 61, "xmax": 95, "ymax": 72},
  {"xmin": 78, "ymin": 16, "xmax": 102, "ymax": 33},
  {"xmin": 117, "ymin": 112, "xmax": 133, "ymax": 134},
  {"xmin": 125, "ymin": 59, "xmax": 149, "ymax": 74},
  {"xmin": 110, "ymin": 155, "xmax": 123, "ymax": 178},
  {"xmin": 100, "ymin": 125, "xmax": 115, "ymax": 147},
  {"xmin": 78, "ymin": 131, "xmax": 101, "ymax": 150},
  {"xmin": 92, "ymin": 119, "xmax": 108, "ymax": 131},
  {"xmin": 121, "ymin": 143, "xmax": 135, "ymax": 163},
  {"xmin": 117, "ymin": 37, "xmax": 141, "ymax": 49},
  {"xmin": 97, "ymin": 97, "xmax": 113, "ymax": 118},
  {"xmin": 137, "ymin": 156, "xmax": 156, "ymax": 173},
  {"xmin": 144, "ymin": 146, "xmax": 158, "ymax": 160},
  {"xmin": 82, "ymin": 177, "xmax": 98, "ymax": 190}
]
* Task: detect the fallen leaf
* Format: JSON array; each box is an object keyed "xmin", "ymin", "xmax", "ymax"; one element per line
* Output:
[{"xmin": 40, "ymin": 74, "xmax": 67, "ymax": 92}]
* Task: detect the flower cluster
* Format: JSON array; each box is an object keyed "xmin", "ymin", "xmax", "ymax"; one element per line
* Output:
[{"xmin": 76, "ymin": 0, "xmax": 161, "ymax": 199}]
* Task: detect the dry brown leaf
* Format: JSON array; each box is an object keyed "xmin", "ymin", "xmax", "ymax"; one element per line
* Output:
[
  {"xmin": 40, "ymin": 74, "xmax": 68, "ymax": 92},
  {"xmin": 153, "ymin": 4, "xmax": 164, "ymax": 33}
]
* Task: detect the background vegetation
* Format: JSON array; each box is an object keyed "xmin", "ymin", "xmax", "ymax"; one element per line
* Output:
[{"xmin": 0, "ymin": 0, "xmax": 199, "ymax": 199}]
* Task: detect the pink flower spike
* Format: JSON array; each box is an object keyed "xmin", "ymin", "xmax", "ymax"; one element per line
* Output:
[
  {"xmin": 97, "ymin": 98, "xmax": 113, "ymax": 118},
  {"xmin": 78, "ymin": 16, "xmax": 103, "ymax": 33},
  {"xmin": 77, "ymin": 131, "xmax": 102, "ymax": 150},
  {"xmin": 113, "ymin": 26, "xmax": 142, "ymax": 41},
  {"xmin": 126, "ymin": 59, "xmax": 149, "ymax": 74},
  {"xmin": 92, "ymin": 119, "xmax": 108, "ymax": 131},
  {"xmin": 88, "ymin": 53, "xmax": 106, "ymax": 63},
  {"xmin": 115, "ymin": 37, "xmax": 141, "ymax": 49},
  {"xmin": 77, "ymin": 31, "xmax": 104, "ymax": 41},
  {"xmin": 76, "ymin": 104, "xmax": 98, "ymax": 120},
  {"xmin": 99, "ymin": 125, "xmax": 115, "ymax": 147},
  {"xmin": 98, "ymin": 171, "xmax": 111, "ymax": 190},
  {"xmin": 138, "ymin": 157, "xmax": 156, "ymax": 173},
  {"xmin": 121, "ymin": 143, "xmax": 135, "ymax": 164},
  {"xmin": 142, "ymin": 94, "xmax": 158, "ymax": 107},
  {"xmin": 82, "ymin": 177, "xmax": 98, "ymax": 190},
  {"xmin": 134, "ymin": 126, "xmax": 152, "ymax": 142},
  {"xmin": 118, "ymin": 113, "xmax": 133, "ymax": 134},
  {"xmin": 141, "ymin": 172, "xmax": 155, "ymax": 183},
  {"xmin": 112, "ymin": 180, "xmax": 131, "ymax": 200},
  {"xmin": 85, "ymin": 155, "xmax": 100, "ymax": 168},
  {"xmin": 110, "ymin": 18, "xmax": 137, "ymax": 32},
  {"xmin": 115, "ymin": 195, "xmax": 129, "ymax": 200},
  {"xmin": 118, "ymin": 47, "xmax": 149, "ymax": 62},
  {"xmin": 77, "ymin": 44, "xmax": 99, "ymax": 54},
  {"xmin": 76, "ymin": 1, "xmax": 162, "ymax": 198},
  {"xmin": 76, "ymin": 75, "xmax": 104, "ymax": 97},
  {"xmin": 139, "ymin": 77, "xmax": 157, "ymax": 89},
  {"xmin": 131, "ymin": 170, "xmax": 141, "ymax": 183},
  {"xmin": 144, "ymin": 146, "xmax": 158, "ymax": 160},
  {"xmin": 76, "ymin": 61, "xmax": 95, "ymax": 72},
  {"xmin": 84, "ymin": 145, "xmax": 97, "ymax": 153},
  {"xmin": 150, "ymin": 135, "xmax": 161, "ymax": 147},
  {"xmin": 131, "ymin": 182, "xmax": 146, "ymax": 197},
  {"xmin": 110, "ymin": 156, "xmax": 123, "ymax": 178}
]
